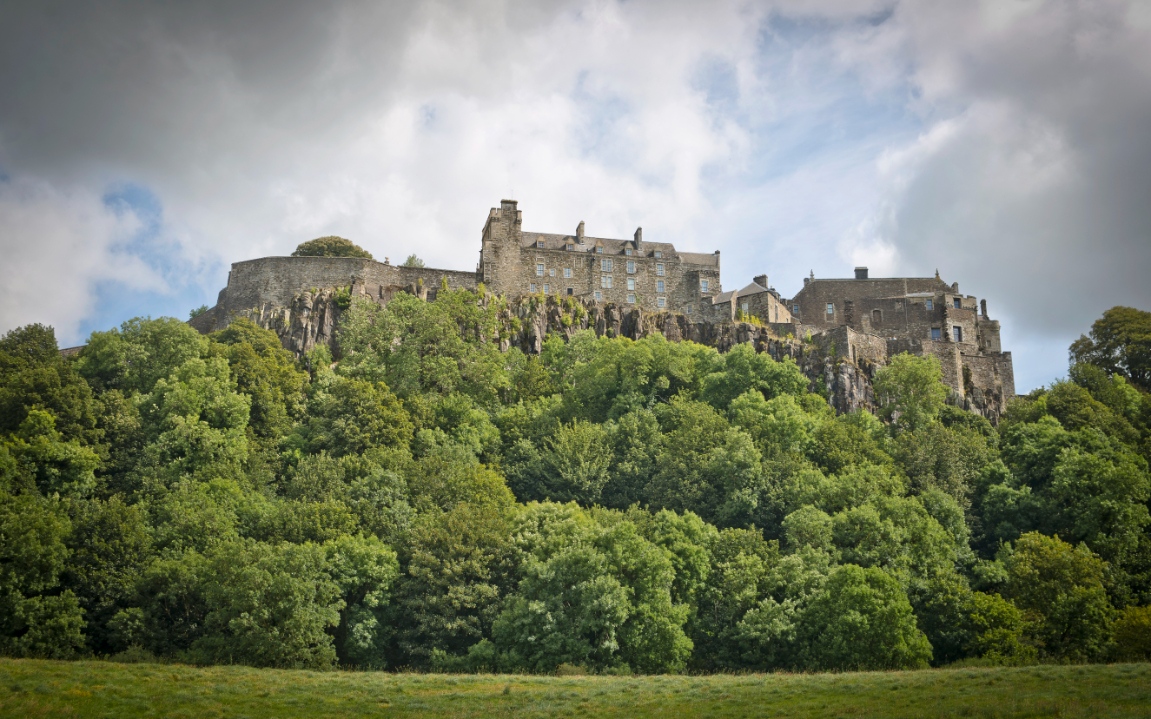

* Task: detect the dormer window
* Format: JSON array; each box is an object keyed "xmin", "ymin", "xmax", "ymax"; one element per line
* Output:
[
  {"xmin": 566, "ymin": 243, "xmax": 574, "ymax": 251},
  {"xmin": 654, "ymin": 251, "xmax": 662, "ymax": 259},
  {"xmin": 596, "ymin": 246, "xmax": 604, "ymax": 254},
  {"xmin": 625, "ymin": 248, "xmax": 632, "ymax": 256},
  {"xmin": 537, "ymin": 240, "xmax": 545, "ymax": 249}
]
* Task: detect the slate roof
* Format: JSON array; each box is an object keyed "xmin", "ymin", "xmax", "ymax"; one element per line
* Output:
[{"xmin": 519, "ymin": 231, "xmax": 715, "ymax": 264}]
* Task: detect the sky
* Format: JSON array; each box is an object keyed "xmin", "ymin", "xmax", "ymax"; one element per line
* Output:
[{"xmin": 1, "ymin": 0, "xmax": 1149, "ymax": 393}]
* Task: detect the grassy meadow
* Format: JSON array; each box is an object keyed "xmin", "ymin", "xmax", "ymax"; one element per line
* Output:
[{"xmin": 0, "ymin": 658, "xmax": 1149, "ymax": 718}]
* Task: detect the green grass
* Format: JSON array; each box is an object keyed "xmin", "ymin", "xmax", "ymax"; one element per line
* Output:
[{"xmin": 0, "ymin": 659, "xmax": 1149, "ymax": 718}]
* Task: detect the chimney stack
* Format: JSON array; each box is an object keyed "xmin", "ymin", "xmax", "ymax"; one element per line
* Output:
[
  {"xmin": 754, "ymin": 274, "xmax": 768, "ymax": 287},
  {"xmin": 634, "ymin": 227, "xmax": 642, "ymax": 249},
  {"xmin": 980, "ymin": 299, "xmax": 987, "ymax": 317},
  {"xmin": 855, "ymin": 267, "xmax": 869, "ymax": 280},
  {"xmin": 576, "ymin": 221, "xmax": 585, "ymax": 242}
]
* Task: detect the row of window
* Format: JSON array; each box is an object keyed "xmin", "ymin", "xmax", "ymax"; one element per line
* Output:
[
  {"xmin": 931, "ymin": 327, "xmax": 963, "ymax": 342},
  {"xmin": 588, "ymin": 289, "xmax": 667, "ymax": 307},
  {"xmin": 816, "ymin": 297, "xmax": 963, "ymax": 315}
]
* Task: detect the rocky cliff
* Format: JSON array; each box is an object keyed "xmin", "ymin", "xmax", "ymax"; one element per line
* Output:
[{"xmin": 205, "ymin": 283, "xmax": 971, "ymax": 421}]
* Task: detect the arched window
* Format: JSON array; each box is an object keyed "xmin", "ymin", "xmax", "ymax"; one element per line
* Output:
[{"xmin": 872, "ymin": 309, "xmax": 882, "ymax": 324}]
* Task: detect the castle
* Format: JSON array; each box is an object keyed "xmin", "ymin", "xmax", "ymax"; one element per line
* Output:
[{"xmin": 190, "ymin": 199, "xmax": 1014, "ymax": 415}]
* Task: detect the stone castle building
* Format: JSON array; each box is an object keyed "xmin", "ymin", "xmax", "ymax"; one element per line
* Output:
[{"xmin": 190, "ymin": 199, "xmax": 1014, "ymax": 412}]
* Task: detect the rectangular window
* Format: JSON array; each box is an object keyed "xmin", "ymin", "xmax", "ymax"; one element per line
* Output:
[
  {"xmin": 596, "ymin": 246, "xmax": 604, "ymax": 254},
  {"xmin": 685, "ymin": 305, "xmax": 692, "ymax": 314},
  {"xmin": 567, "ymin": 287, "xmax": 573, "ymax": 296},
  {"xmin": 627, "ymin": 260, "xmax": 635, "ymax": 273},
  {"xmin": 742, "ymin": 302, "xmax": 749, "ymax": 313},
  {"xmin": 601, "ymin": 259, "xmax": 613, "ymax": 272},
  {"xmin": 654, "ymin": 251, "xmax": 662, "ymax": 258},
  {"xmin": 954, "ymin": 298, "xmax": 961, "ymax": 309},
  {"xmin": 656, "ymin": 263, "xmax": 665, "ymax": 276},
  {"xmin": 537, "ymin": 240, "xmax": 544, "ymax": 249},
  {"xmin": 566, "ymin": 243, "xmax": 574, "ymax": 251},
  {"xmin": 656, "ymin": 280, "xmax": 664, "ymax": 293},
  {"xmin": 549, "ymin": 268, "xmax": 555, "ymax": 277},
  {"xmin": 625, "ymin": 248, "xmax": 632, "ymax": 256},
  {"xmin": 543, "ymin": 284, "xmax": 549, "ymax": 294},
  {"xmin": 826, "ymin": 303, "xmax": 834, "ymax": 314},
  {"xmin": 627, "ymin": 278, "xmax": 635, "ymax": 290},
  {"xmin": 530, "ymin": 283, "xmax": 536, "ymax": 293},
  {"xmin": 953, "ymin": 326, "xmax": 962, "ymax": 342},
  {"xmin": 627, "ymin": 294, "xmax": 635, "ymax": 304},
  {"xmin": 931, "ymin": 328, "xmax": 941, "ymax": 340},
  {"xmin": 701, "ymin": 279, "xmax": 709, "ymax": 292},
  {"xmin": 658, "ymin": 297, "xmax": 666, "ymax": 308},
  {"xmin": 594, "ymin": 290, "xmax": 603, "ymax": 301},
  {"xmin": 601, "ymin": 276, "xmax": 612, "ymax": 289},
  {"xmin": 563, "ymin": 268, "xmax": 572, "ymax": 278},
  {"xmin": 793, "ymin": 304, "xmax": 799, "ymax": 313},
  {"xmin": 536, "ymin": 263, "xmax": 544, "ymax": 276},
  {"xmin": 925, "ymin": 299, "xmax": 933, "ymax": 310}
]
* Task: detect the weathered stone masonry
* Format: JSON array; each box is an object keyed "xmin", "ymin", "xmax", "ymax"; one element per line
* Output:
[{"xmin": 189, "ymin": 200, "xmax": 1016, "ymax": 421}]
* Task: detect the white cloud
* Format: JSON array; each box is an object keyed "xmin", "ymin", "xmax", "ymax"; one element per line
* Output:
[{"xmin": 0, "ymin": 179, "xmax": 162, "ymax": 344}]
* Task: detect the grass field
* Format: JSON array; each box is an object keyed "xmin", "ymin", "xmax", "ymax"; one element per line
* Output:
[{"xmin": 0, "ymin": 658, "xmax": 1148, "ymax": 718}]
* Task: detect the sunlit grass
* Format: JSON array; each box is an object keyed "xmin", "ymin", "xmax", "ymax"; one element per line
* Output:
[{"xmin": 0, "ymin": 658, "xmax": 1148, "ymax": 718}]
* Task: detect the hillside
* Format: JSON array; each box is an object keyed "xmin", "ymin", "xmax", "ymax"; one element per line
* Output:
[{"xmin": 0, "ymin": 296, "xmax": 1149, "ymax": 673}]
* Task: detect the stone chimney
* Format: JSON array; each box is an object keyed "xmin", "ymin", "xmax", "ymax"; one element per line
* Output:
[
  {"xmin": 576, "ymin": 221, "xmax": 585, "ymax": 242},
  {"xmin": 634, "ymin": 227, "xmax": 642, "ymax": 249},
  {"xmin": 754, "ymin": 274, "xmax": 768, "ymax": 287},
  {"xmin": 855, "ymin": 267, "xmax": 869, "ymax": 279},
  {"xmin": 980, "ymin": 299, "xmax": 987, "ymax": 317}
]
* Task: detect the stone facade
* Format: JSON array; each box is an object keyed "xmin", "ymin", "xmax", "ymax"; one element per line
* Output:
[
  {"xmin": 186, "ymin": 200, "xmax": 1014, "ymax": 421},
  {"xmin": 480, "ymin": 199, "xmax": 725, "ymax": 315},
  {"xmin": 784, "ymin": 268, "xmax": 1015, "ymax": 414}
]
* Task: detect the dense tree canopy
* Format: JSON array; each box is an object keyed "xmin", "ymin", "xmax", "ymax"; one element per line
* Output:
[
  {"xmin": 0, "ymin": 301, "xmax": 1147, "ymax": 672},
  {"xmin": 290, "ymin": 236, "xmax": 373, "ymax": 259}
]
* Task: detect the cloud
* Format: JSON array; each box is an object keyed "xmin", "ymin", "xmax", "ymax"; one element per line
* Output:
[
  {"xmin": 0, "ymin": 178, "xmax": 164, "ymax": 344},
  {"xmin": 0, "ymin": 0, "xmax": 1148, "ymax": 391}
]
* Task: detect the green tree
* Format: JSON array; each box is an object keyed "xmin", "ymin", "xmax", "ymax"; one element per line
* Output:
[
  {"xmin": 76, "ymin": 317, "xmax": 208, "ymax": 396},
  {"xmin": 60, "ymin": 497, "xmax": 153, "ymax": 654},
  {"xmin": 1002, "ymin": 532, "xmax": 1115, "ymax": 661},
  {"xmin": 402, "ymin": 254, "xmax": 425, "ymax": 268},
  {"xmin": 873, "ymin": 352, "xmax": 949, "ymax": 432},
  {"xmin": 1069, "ymin": 306, "xmax": 1151, "ymax": 391},
  {"xmin": 700, "ymin": 342, "xmax": 808, "ymax": 411},
  {"xmin": 392, "ymin": 504, "xmax": 514, "ymax": 666},
  {"xmin": 291, "ymin": 235, "xmax": 373, "ymax": 259},
  {"xmin": 798, "ymin": 564, "xmax": 932, "ymax": 671},
  {"xmin": 0, "ymin": 324, "xmax": 101, "ymax": 446},
  {"xmin": 0, "ymin": 492, "xmax": 86, "ymax": 658}
]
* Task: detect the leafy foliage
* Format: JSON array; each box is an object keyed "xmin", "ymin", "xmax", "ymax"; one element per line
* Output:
[
  {"xmin": 0, "ymin": 300, "xmax": 1148, "ymax": 672},
  {"xmin": 291, "ymin": 236, "xmax": 372, "ymax": 259}
]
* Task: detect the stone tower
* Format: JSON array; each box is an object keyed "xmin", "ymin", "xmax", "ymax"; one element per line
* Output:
[{"xmin": 480, "ymin": 199, "xmax": 523, "ymax": 296}]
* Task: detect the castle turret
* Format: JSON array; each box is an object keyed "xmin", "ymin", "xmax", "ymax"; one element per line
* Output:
[{"xmin": 481, "ymin": 199, "xmax": 523, "ymax": 294}]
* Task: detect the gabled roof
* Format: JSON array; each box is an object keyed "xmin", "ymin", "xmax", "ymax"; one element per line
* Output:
[
  {"xmin": 520, "ymin": 232, "xmax": 680, "ymax": 258},
  {"xmin": 735, "ymin": 281, "xmax": 768, "ymax": 298}
]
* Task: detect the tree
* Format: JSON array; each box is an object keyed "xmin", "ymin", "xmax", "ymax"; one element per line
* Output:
[
  {"xmin": 402, "ymin": 254, "xmax": 425, "ymax": 268},
  {"xmin": 0, "ymin": 324, "xmax": 101, "ymax": 446},
  {"xmin": 76, "ymin": 317, "xmax": 208, "ymax": 396},
  {"xmin": 0, "ymin": 492, "xmax": 86, "ymax": 658},
  {"xmin": 291, "ymin": 236, "xmax": 373, "ymax": 259},
  {"xmin": 1069, "ymin": 306, "xmax": 1151, "ymax": 391},
  {"xmin": 392, "ymin": 504, "xmax": 514, "ymax": 666},
  {"xmin": 1002, "ymin": 532, "xmax": 1115, "ymax": 661},
  {"xmin": 873, "ymin": 352, "xmax": 949, "ymax": 432},
  {"xmin": 798, "ymin": 564, "xmax": 933, "ymax": 671}
]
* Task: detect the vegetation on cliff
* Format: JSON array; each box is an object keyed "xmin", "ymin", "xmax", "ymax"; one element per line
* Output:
[
  {"xmin": 290, "ymin": 235, "xmax": 373, "ymax": 259},
  {"xmin": 0, "ymin": 291, "xmax": 1149, "ymax": 673}
]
